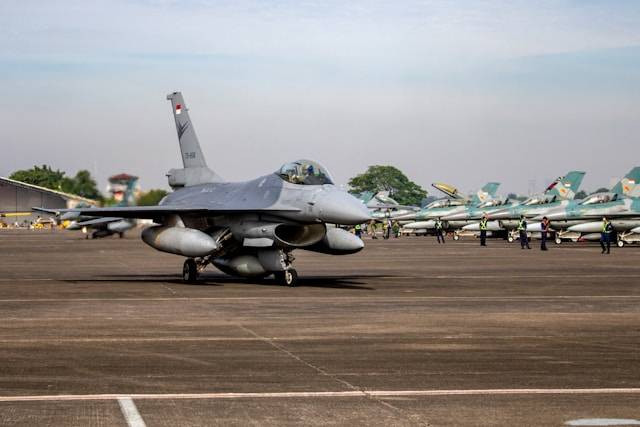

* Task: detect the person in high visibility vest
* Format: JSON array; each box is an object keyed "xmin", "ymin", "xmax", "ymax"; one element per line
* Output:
[
  {"xmin": 517, "ymin": 215, "xmax": 531, "ymax": 249},
  {"xmin": 354, "ymin": 223, "xmax": 362, "ymax": 239},
  {"xmin": 479, "ymin": 213, "xmax": 488, "ymax": 246},
  {"xmin": 434, "ymin": 218, "xmax": 445, "ymax": 244},
  {"xmin": 540, "ymin": 216, "xmax": 550, "ymax": 251},
  {"xmin": 600, "ymin": 216, "xmax": 614, "ymax": 254}
]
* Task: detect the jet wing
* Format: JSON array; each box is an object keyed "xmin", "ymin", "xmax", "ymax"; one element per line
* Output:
[
  {"xmin": 75, "ymin": 217, "xmax": 124, "ymax": 227},
  {"xmin": 33, "ymin": 205, "xmax": 300, "ymax": 220}
]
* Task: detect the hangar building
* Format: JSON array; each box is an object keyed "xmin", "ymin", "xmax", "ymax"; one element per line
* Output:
[{"xmin": 0, "ymin": 177, "xmax": 96, "ymax": 226}]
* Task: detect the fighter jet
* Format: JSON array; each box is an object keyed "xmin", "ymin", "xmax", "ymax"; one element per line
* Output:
[
  {"xmin": 398, "ymin": 182, "xmax": 500, "ymax": 234},
  {"xmin": 63, "ymin": 175, "xmax": 138, "ymax": 239},
  {"xmin": 540, "ymin": 167, "xmax": 640, "ymax": 246},
  {"xmin": 356, "ymin": 191, "xmax": 420, "ymax": 222},
  {"xmin": 460, "ymin": 171, "xmax": 585, "ymax": 241},
  {"xmin": 36, "ymin": 92, "xmax": 370, "ymax": 286}
]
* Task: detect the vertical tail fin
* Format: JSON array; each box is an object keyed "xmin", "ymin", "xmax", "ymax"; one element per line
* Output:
[
  {"xmin": 610, "ymin": 166, "xmax": 640, "ymax": 197},
  {"xmin": 545, "ymin": 171, "xmax": 585, "ymax": 200},
  {"xmin": 167, "ymin": 92, "xmax": 208, "ymax": 169},
  {"xmin": 471, "ymin": 182, "xmax": 500, "ymax": 204},
  {"xmin": 166, "ymin": 92, "xmax": 222, "ymax": 187}
]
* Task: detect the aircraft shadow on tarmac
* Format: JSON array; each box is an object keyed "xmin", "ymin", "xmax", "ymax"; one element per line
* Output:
[{"xmin": 65, "ymin": 274, "xmax": 383, "ymax": 290}]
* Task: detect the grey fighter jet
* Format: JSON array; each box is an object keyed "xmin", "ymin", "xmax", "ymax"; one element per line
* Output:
[{"xmin": 37, "ymin": 92, "xmax": 370, "ymax": 286}]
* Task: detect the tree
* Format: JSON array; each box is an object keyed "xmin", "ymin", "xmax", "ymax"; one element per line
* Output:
[
  {"xmin": 10, "ymin": 165, "xmax": 102, "ymax": 201},
  {"xmin": 10, "ymin": 165, "xmax": 66, "ymax": 190},
  {"xmin": 348, "ymin": 165, "xmax": 427, "ymax": 206},
  {"xmin": 63, "ymin": 170, "xmax": 101, "ymax": 200},
  {"xmin": 137, "ymin": 189, "xmax": 168, "ymax": 206}
]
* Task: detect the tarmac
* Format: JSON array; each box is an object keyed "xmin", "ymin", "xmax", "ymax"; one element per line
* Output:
[{"xmin": 0, "ymin": 229, "xmax": 639, "ymax": 426}]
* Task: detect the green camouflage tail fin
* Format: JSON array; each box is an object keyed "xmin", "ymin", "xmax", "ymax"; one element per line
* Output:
[
  {"xmin": 610, "ymin": 166, "xmax": 640, "ymax": 197},
  {"xmin": 470, "ymin": 182, "xmax": 500, "ymax": 205},
  {"xmin": 544, "ymin": 171, "xmax": 585, "ymax": 200}
]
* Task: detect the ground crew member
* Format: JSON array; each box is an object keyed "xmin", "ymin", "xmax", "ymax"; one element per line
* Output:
[
  {"xmin": 382, "ymin": 219, "xmax": 389, "ymax": 240},
  {"xmin": 517, "ymin": 215, "xmax": 531, "ymax": 249},
  {"xmin": 435, "ymin": 218, "xmax": 445, "ymax": 244},
  {"xmin": 479, "ymin": 214, "xmax": 488, "ymax": 246},
  {"xmin": 600, "ymin": 216, "xmax": 614, "ymax": 254},
  {"xmin": 369, "ymin": 220, "xmax": 378, "ymax": 239},
  {"xmin": 354, "ymin": 223, "xmax": 362, "ymax": 239},
  {"xmin": 540, "ymin": 216, "xmax": 550, "ymax": 251},
  {"xmin": 392, "ymin": 220, "xmax": 400, "ymax": 238}
]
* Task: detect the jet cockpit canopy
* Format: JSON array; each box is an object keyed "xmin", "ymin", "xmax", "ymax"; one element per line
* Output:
[
  {"xmin": 277, "ymin": 160, "xmax": 334, "ymax": 186},
  {"xmin": 579, "ymin": 192, "xmax": 617, "ymax": 205}
]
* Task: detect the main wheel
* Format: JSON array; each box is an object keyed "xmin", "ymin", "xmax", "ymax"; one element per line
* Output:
[
  {"xmin": 183, "ymin": 258, "xmax": 198, "ymax": 283},
  {"xmin": 275, "ymin": 269, "xmax": 298, "ymax": 287},
  {"xmin": 507, "ymin": 235, "xmax": 514, "ymax": 243},
  {"xmin": 555, "ymin": 236, "xmax": 562, "ymax": 245},
  {"xmin": 453, "ymin": 233, "xmax": 460, "ymax": 241},
  {"xmin": 617, "ymin": 240, "xmax": 625, "ymax": 248}
]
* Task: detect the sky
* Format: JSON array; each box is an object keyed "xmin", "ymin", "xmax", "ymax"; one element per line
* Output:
[{"xmin": 1, "ymin": 0, "xmax": 639, "ymax": 197}]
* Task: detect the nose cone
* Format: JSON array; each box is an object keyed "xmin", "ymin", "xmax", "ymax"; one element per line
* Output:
[
  {"xmin": 545, "ymin": 211, "xmax": 567, "ymax": 221},
  {"xmin": 392, "ymin": 212, "xmax": 418, "ymax": 221},
  {"xmin": 443, "ymin": 211, "xmax": 469, "ymax": 221},
  {"xmin": 488, "ymin": 208, "xmax": 511, "ymax": 220},
  {"xmin": 316, "ymin": 190, "xmax": 371, "ymax": 225}
]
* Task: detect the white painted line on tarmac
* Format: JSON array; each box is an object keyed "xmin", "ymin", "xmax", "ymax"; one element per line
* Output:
[
  {"xmin": 1, "ymin": 388, "xmax": 640, "ymax": 402},
  {"xmin": 0, "ymin": 295, "xmax": 640, "ymax": 303},
  {"xmin": 117, "ymin": 397, "xmax": 146, "ymax": 427}
]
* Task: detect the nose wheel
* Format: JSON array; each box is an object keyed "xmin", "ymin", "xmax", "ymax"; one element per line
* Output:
[{"xmin": 275, "ymin": 269, "xmax": 298, "ymax": 287}]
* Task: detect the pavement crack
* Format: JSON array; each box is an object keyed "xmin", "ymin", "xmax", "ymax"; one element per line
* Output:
[{"xmin": 237, "ymin": 324, "xmax": 430, "ymax": 427}]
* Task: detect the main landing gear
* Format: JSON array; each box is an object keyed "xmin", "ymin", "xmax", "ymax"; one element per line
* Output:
[
  {"xmin": 182, "ymin": 258, "xmax": 211, "ymax": 283},
  {"xmin": 274, "ymin": 269, "xmax": 298, "ymax": 287},
  {"xmin": 183, "ymin": 259, "xmax": 198, "ymax": 283}
]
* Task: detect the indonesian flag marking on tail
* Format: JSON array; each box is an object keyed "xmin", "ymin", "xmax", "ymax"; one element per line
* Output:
[{"xmin": 175, "ymin": 104, "xmax": 182, "ymax": 115}]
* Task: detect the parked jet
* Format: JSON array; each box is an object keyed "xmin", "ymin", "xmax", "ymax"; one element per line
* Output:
[
  {"xmin": 36, "ymin": 92, "xmax": 370, "ymax": 286},
  {"xmin": 64, "ymin": 178, "xmax": 138, "ymax": 239},
  {"xmin": 399, "ymin": 182, "xmax": 500, "ymax": 233},
  {"xmin": 461, "ymin": 171, "xmax": 585, "ymax": 240},
  {"xmin": 541, "ymin": 167, "xmax": 640, "ymax": 245},
  {"xmin": 356, "ymin": 191, "xmax": 419, "ymax": 221}
]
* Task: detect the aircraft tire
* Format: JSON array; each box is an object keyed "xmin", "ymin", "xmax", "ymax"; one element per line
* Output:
[
  {"xmin": 617, "ymin": 240, "xmax": 625, "ymax": 248},
  {"xmin": 507, "ymin": 235, "xmax": 514, "ymax": 243},
  {"xmin": 453, "ymin": 234, "xmax": 459, "ymax": 241},
  {"xmin": 555, "ymin": 236, "xmax": 562, "ymax": 245},
  {"xmin": 183, "ymin": 259, "xmax": 198, "ymax": 283},
  {"xmin": 275, "ymin": 269, "xmax": 298, "ymax": 287}
]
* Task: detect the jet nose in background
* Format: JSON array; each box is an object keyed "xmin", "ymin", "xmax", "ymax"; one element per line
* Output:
[
  {"xmin": 316, "ymin": 190, "xmax": 371, "ymax": 225},
  {"xmin": 545, "ymin": 211, "xmax": 567, "ymax": 221},
  {"xmin": 443, "ymin": 212, "xmax": 469, "ymax": 221},
  {"xmin": 487, "ymin": 208, "xmax": 510, "ymax": 220}
]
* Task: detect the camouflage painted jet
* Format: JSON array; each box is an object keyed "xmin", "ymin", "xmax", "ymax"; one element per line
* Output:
[
  {"xmin": 37, "ymin": 92, "xmax": 370, "ymax": 286},
  {"xmin": 63, "ymin": 177, "xmax": 138, "ymax": 239},
  {"xmin": 460, "ymin": 171, "xmax": 585, "ymax": 240},
  {"xmin": 540, "ymin": 167, "xmax": 640, "ymax": 246},
  {"xmin": 355, "ymin": 191, "xmax": 420, "ymax": 222},
  {"xmin": 398, "ymin": 182, "xmax": 501, "ymax": 233}
]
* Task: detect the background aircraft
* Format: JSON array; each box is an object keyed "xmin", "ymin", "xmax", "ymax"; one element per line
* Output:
[
  {"xmin": 38, "ymin": 92, "xmax": 370, "ymax": 286},
  {"xmin": 542, "ymin": 167, "xmax": 640, "ymax": 245},
  {"xmin": 399, "ymin": 182, "xmax": 500, "ymax": 234},
  {"xmin": 460, "ymin": 171, "xmax": 585, "ymax": 241},
  {"xmin": 64, "ymin": 175, "xmax": 138, "ymax": 239}
]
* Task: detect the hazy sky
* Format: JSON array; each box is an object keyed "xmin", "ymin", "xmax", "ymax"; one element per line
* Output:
[{"xmin": 1, "ymin": 0, "xmax": 639, "ymax": 196}]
